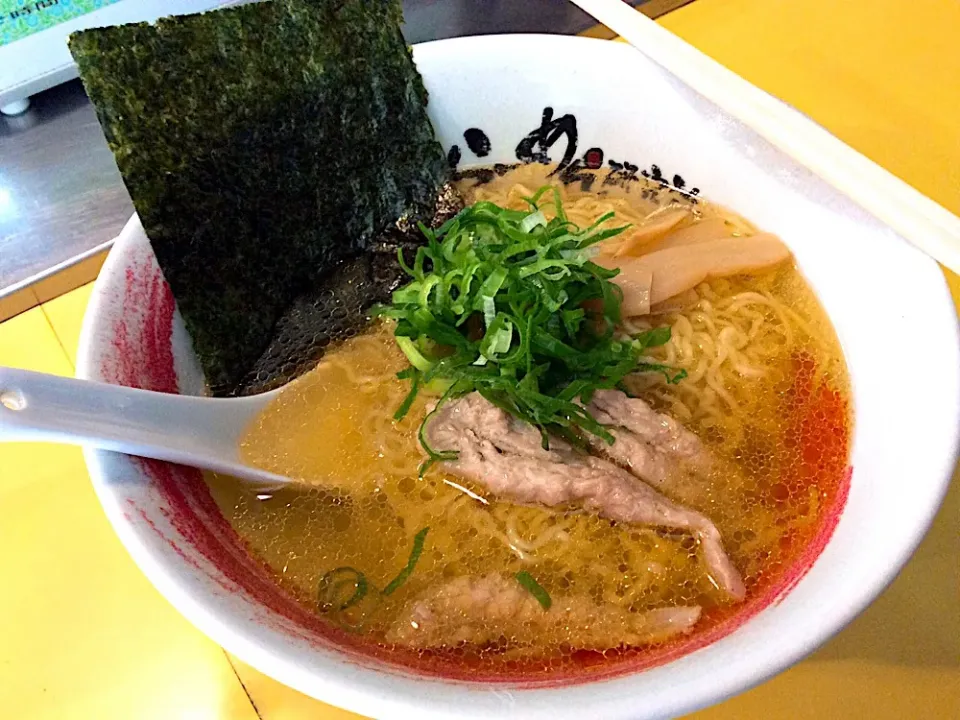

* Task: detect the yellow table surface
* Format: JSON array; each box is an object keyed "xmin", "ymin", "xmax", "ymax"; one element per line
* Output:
[{"xmin": 2, "ymin": 0, "xmax": 958, "ymax": 717}]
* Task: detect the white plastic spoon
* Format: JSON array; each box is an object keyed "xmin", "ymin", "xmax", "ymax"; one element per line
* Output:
[{"xmin": 0, "ymin": 366, "xmax": 289, "ymax": 486}]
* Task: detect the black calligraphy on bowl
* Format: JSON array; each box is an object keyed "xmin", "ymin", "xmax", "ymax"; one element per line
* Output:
[{"xmin": 448, "ymin": 106, "xmax": 700, "ymax": 203}]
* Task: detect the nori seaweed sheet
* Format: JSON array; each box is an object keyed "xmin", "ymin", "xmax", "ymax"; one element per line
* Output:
[
  {"xmin": 237, "ymin": 182, "xmax": 463, "ymax": 395},
  {"xmin": 69, "ymin": 0, "xmax": 449, "ymax": 394}
]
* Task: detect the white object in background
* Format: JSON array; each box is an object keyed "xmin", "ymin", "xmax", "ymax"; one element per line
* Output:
[
  {"xmin": 566, "ymin": 0, "xmax": 960, "ymax": 275},
  {"xmin": 0, "ymin": 96, "xmax": 29, "ymax": 115},
  {"xmin": 0, "ymin": 366, "xmax": 285, "ymax": 486},
  {"xmin": 0, "ymin": 0, "xmax": 240, "ymax": 108}
]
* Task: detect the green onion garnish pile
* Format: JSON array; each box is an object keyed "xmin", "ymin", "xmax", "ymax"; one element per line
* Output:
[{"xmin": 376, "ymin": 186, "xmax": 684, "ymax": 470}]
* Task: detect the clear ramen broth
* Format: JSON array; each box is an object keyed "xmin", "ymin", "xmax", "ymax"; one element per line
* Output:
[{"xmin": 206, "ymin": 163, "xmax": 852, "ymax": 678}]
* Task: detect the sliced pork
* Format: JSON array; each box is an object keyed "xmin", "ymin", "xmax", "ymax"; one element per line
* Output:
[
  {"xmin": 582, "ymin": 389, "xmax": 711, "ymax": 489},
  {"xmin": 386, "ymin": 573, "xmax": 701, "ymax": 648},
  {"xmin": 426, "ymin": 394, "xmax": 745, "ymax": 599},
  {"xmin": 587, "ymin": 389, "xmax": 705, "ymax": 460}
]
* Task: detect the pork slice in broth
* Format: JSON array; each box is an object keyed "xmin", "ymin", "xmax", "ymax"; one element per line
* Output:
[
  {"xmin": 581, "ymin": 389, "xmax": 712, "ymax": 490},
  {"xmin": 582, "ymin": 425, "xmax": 675, "ymax": 488},
  {"xmin": 386, "ymin": 573, "xmax": 701, "ymax": 649},
  {"xmin": 588, "ymin": 390, "xmax": 706, "ymax": 460},
  {"xmin": 426, "ymin": 393, "xmax": 745, "ymax": 599}
]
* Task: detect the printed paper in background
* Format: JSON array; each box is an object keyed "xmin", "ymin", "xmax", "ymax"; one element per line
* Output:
[{"xmin": 0, "ymin": 0, "xmax": 124, "ymax": 47}]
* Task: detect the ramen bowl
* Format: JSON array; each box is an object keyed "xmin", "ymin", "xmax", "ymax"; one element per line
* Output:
[{"xmin": 77, "ymin": 35, "xmax": 960, "ymax": 720}]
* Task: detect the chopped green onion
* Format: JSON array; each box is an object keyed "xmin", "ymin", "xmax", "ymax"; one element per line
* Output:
[
  {"xmin": 393, "ymin": 368, "xmax": 421, "ymax": 421},
  {"xmin": 482, "ymin": 295, "xmax": 497, "ymax": 328},
  {"xmin": 374, "ymin": 186, "xmax": 679, "ymax": 458},
  {"xmin": 319, "ymin": 528, "xmax": 430, "ymax": 613},
  {"xmin": 520, "ymin": 209, "xmax": 547, "ymax": 233},
  {"xmin": 396, "ymin": 336, "xmax": 433, "ymax": 373},
  {"xmin": 318, "ymin": 567, "xmax": 369, "ymax": 611},
  {"xmin": 635, "ymin": 362, "xmax": 688, "ymax": 385},
  {"xmin": 417, "ymin": 384, "xmax": 462, "ymax": 476},
  {"xmin": 634, "ymin": 326, "xmax": 672, "ymax": 350},
  {"xmin": 515, "ymin": 570, "xmax": 552, "ymax": 610},
  {"xmin": 382, "ymin": 527, "xmax": 430, "ymax": 596}
]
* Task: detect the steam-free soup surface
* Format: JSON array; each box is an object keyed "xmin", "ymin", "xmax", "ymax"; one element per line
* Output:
[{"xmin": 206, "ymin": 164, "xmax": 851, "ymax": 677}]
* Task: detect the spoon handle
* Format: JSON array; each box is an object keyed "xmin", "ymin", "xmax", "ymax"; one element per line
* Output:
[{"xmin": 0, "ymin": 366, "xmax": 265, "ymax": 477}]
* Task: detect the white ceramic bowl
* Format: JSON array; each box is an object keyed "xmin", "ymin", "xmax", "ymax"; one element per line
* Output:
[{"xmin": 77, "ymin": 35, "xmax": 960, "ymax": 720}]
